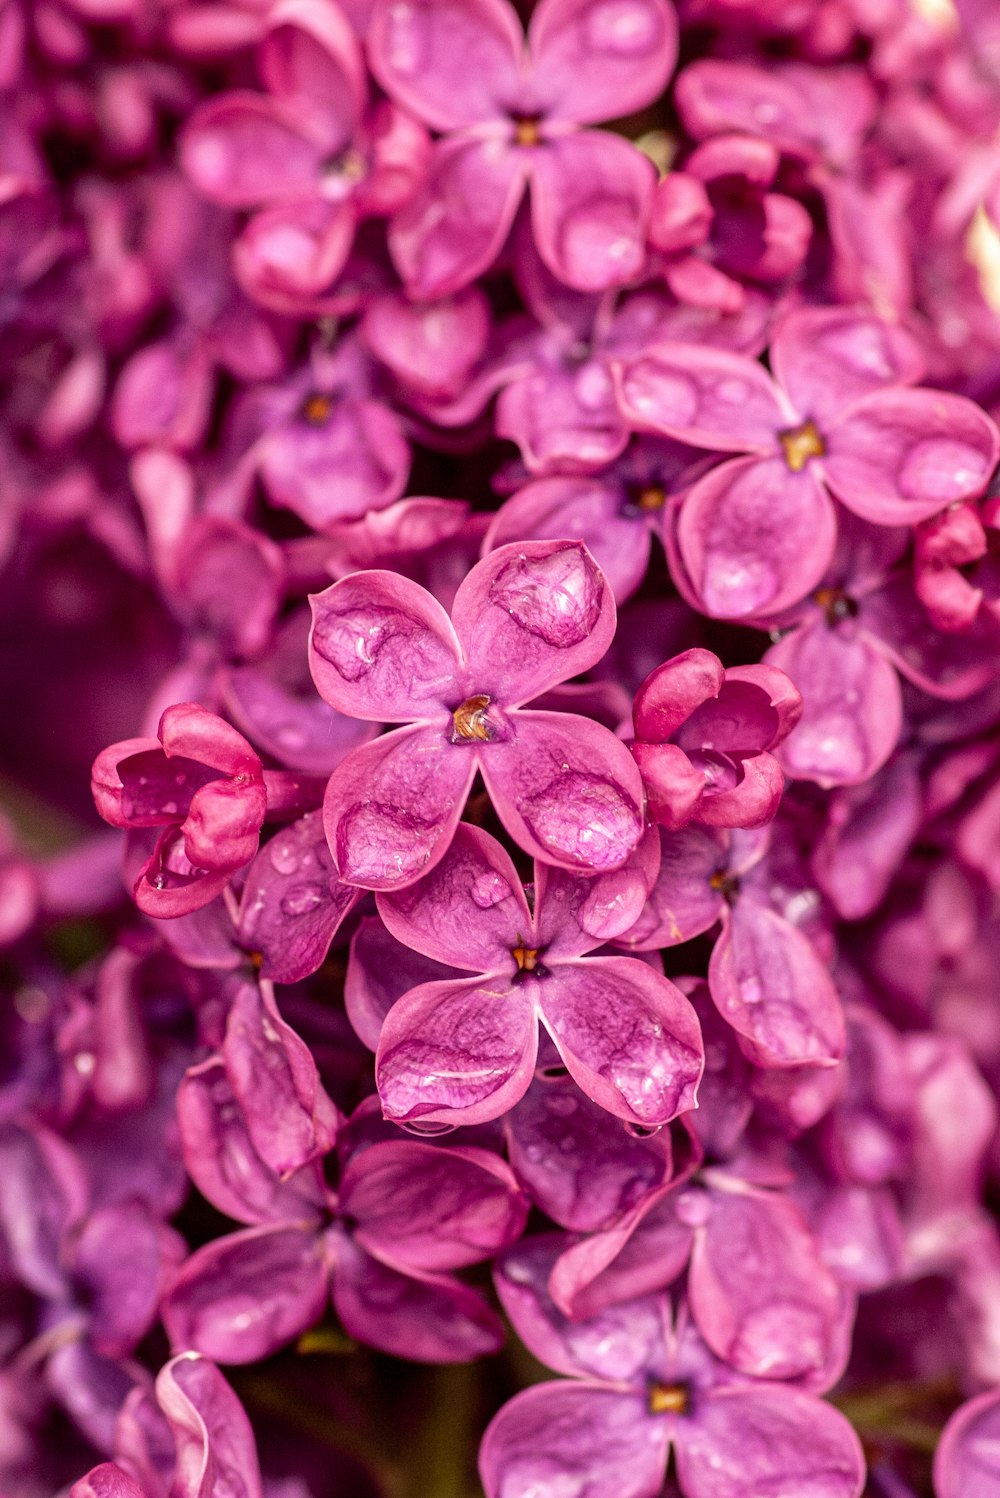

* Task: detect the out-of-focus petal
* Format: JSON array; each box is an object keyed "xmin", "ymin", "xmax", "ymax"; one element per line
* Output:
[{"xmin": 529, "ymin": 0, "xmax": 677, "ymax": 124}]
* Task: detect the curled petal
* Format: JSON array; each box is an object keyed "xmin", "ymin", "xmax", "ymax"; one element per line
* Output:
[
  {"xmin": 633, "ymin": 648, "xmax": 725, "ymax": 742},
  {"xmin": 156, "ymin": 1352, "xmax": 263, "ymax": 1498}
]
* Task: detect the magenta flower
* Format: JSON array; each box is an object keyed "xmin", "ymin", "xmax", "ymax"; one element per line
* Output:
[
  {"xmin": 616, "ymin": 304, "xmax": 998, "ymax": 618},
  {"xmin": 934, "ymin": 1386, "xmax": 1000, "ymax": 1497},
  {"xmin": 91, "ymin": 704, "xmax": 267, "ymax": 917},
  {"xmin": 372, "ymin": 821, "xmax": 702, "ymax": 1128},
  {"xmin": 482, "ymin": 1243, "xmax": 865, "ymax": 1498},
  {"xmin": 181, "ymin": 0, "xmax": 429, "ymax": 311},
  {"xmin": 309, "ymin": 539, "xmax": 645, "ymax": 889},
  {"xmin": 630, "ymin": 647, "xmax": 802, "ymax": 830},
  {"xmin": 367, "ymin": 0, "xmax": 678, "ymax": 297}
]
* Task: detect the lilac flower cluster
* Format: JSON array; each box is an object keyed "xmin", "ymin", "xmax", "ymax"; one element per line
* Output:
[{"xmin": 5, "ymin": 1, "xmax": 1000, "ymax": 1496}]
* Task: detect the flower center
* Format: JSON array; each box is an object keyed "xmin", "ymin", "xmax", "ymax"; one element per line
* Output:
[
  {"xmin": 324, "ymin": 147, "xmax": 366, "ymax": 183},
  {"xmin": 450, "ymin": 695, "xmax": 492, "ymax": 742},
  {"xmin": 813, "ymin": 586, "xmax": 858, "ymax": 625},
  {"xmin": 301, "ymin": 392, "xmax": 333, "ymax": 425},
  {"xmin": 512, "ymin": 936, "xmax": 540, "ymax": 973},
  {"xmin": 648, "ymin": 1382, "xmax": 688, "ymax": 1416},
  {"xmin": 513, "ymin": 114, "xmax": 542, "ymax": 148},
  {"xmin": 709, "ymin": 870, "xmax": 739, "ymax": 902},
  {"xmin": 633, "ymin": 483, "xmax": 666, "ymax": 513},
  {"xmin": 779, "ymin": 418, "xmax": 825, "ymax": 472}
]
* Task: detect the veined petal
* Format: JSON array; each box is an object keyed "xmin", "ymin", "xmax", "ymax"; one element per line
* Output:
[
  {"xmin": 615, "ymin": 345, "xmax": 784, "ymax": 451},
  {"xmin": 156, "ymin": 1353, "xmax": 264, "ymax": 1498}
]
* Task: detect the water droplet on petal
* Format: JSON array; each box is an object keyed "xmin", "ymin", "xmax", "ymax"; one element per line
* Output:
[
  {"xmin": 280, "ymin": 883, "xmax": 325, "ymax": 917},
  {"xmin": 471, "ymin": 871, "xmax": 512, "ymax": 908}
]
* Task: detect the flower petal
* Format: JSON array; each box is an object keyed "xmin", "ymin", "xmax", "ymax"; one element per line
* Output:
[
  {"xmin": 770, "ymin": 304, "xmax": 924, "ymax": 430},
  {"xmin": 368, "ymin": 0, "xmax": 522, "ymax": 132},
  {"xmin": 615, "ymin": 345, "xmax": 784, "ymax": 451},
  {"xmin": 529, "ymin": 131, "xmax": 653, "ymax": 292},
  {"xmin": 345, "ymin": 914, "xmax": 459, "ymax": 1049},
  {"xmin": 615, "ymin": 825, "xmax": 725, "ymax": 950},
  {"xmin": 181, "ymin": 94, "xmax": 326, "ymax": 207},
  {"xmin": 156, "ymin": 1352, "xmax": 264, "ymax": 1498},
  {"xmin": 529, "ymin": 0, "xmax": 677, "ymax": 123},
  {"xmin": 935, "ymin": 1387, "xmax": 1000, "ymax": 1498}
]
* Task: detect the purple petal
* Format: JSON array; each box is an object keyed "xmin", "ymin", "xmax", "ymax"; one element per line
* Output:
[
  {"xmin": 935, "ymin": 1387, "xmax": 1000, "ymax": 1498},
  {"xmin": 345, "ymin": 914, "xmax": 459, "ymax": 1049},
  {"xmin": 496, "ymin": 353, "xmax": 629, "ymax": 477},
  {"xmin": 162, "ymin": 1224, "xmax": 328, "ymax": 1363},
  {"xmin": 455, "ymin": 539, "xmax": 617, "ymax": 707},
  {"xmin": 539, "ymin": 955, "xmax": 703, "ymax": 1126},
  {"xmin": 549, "ymin": 1188, "xmax": 694, "ymax": 1318},
  {"xmin": 480, "ymin": 1383, "xmax": 668, "ymax": 1498},
  {"xmin": 223, "ymin": 980, "xmax": 340, "ymax": 1178},
  {"xmin": 529, "ymin": 0, "xmax": 677, "ymax": 123},
  {"xmin": 811, "ymin": 753, "xmax": 923, "ymax": 920},
  {"xmin": 71, "ymin": 1466, "xmax": 146, "ymax": 1498},
  {"xmin": 258, "ymin": 397, "xmax": 409, "ymax": 532},
  {"xmin": 770, "ymin": 305, "xmax": 924, "ymax": 430},
  {"xmin": 825, "ymin": 388, "xmax": 999, "ymax": 526},
  {"xmin": 368, "ymin": 0, "xmax": 522, "ymax": 132},
  {"xmin": 340, "ymin": 1139, "xmax": 527, "ymax": 1271},
  {"xmin": 181, "ymin": 94, "xmax": 327, "ymax": 207},
  {"xmin": 615, "ymin": 344, "xmax": 784, "ymax": 451},
  {"xmin": 156, "ymin": 1352, "xmax": 263, "ymax": 1498},
  {"xmin": 674, "ymin": 1384, "xmax": 864, "ymax": 1498},
  {"xmin": 483, "ymin": 710, "xmax": 644, "ymax": 874},
  {"xmin": 677, "ymin": 458, "xmax": 837, "ymax": 620},
  {"xmin": 0, "ymin": 1120, "xmax": 86, "ymax": 1299},
  {"xmin": 322, "ymin": 723, "xmax": 476, "ymax": 890},
  {"xmin": 377, "ymin": 823, "xmax": 528, "ymax": 972},
  {"xmin": 859, "ymin": 572, "xmax": 999, "ymax": 701},
  {"xmin": 616, "ymin": 825, "xmax": 725, "ymax": 951},
  {"xmin": 765, "ymin": 620, "xmax": 902, "ymax": 788},
  {"xmin": 238, "ymin": 811, "xmax": 360, "ymax": 984},
  {"xmin": 376, "ymin": 975, "xmax": 538, "ymax": 1126},
  {"xmin": 234, "ymin": 196, "xmax": 357, "ymax": 307},
  {"xmin": 529, "ymin": 131, "xmax": 653, "ymax": 293},
  {"xmin": 535, "ymin": 823, "xmax": 662, "ymax": 958},
  {"xmin": 331, "ymin": 1235, "xmax": 504, "ymax": 1361},
  {"xmin": 258, "ymin": 2, "xmax": 365, "ymax": 137},
  {"xmin": 73, "ymin": 1201, "xmax": 183, "ymax": 1359},
  {"xmin": 710, "ymin": 901, "xmax": 844, "ymax": 1068}
]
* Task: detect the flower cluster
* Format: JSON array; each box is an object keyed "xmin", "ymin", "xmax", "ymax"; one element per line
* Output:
[{"xmin": 4, "ymin": 1, "xmax": 1000, "ymax": 1496}]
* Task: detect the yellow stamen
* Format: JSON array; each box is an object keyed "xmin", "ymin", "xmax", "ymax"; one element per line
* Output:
[
  {"xmin": 648, "ymin": 1383, "xmax": 688, "ymax": 1415},
  {"xmin": 779, "ymin": 418, "xmax": 825, "ymax": 473},
  {"xmin": 451, "ymin": 695, "xmax": 491, "ymax": 742}
]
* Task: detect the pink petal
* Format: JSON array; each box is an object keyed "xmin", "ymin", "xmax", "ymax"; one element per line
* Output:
[
  {"xmin": 615, "ymin": 824, "xmax": 726, "ymax": 950},
  {"xmin": 615, "ymin": 344, "xmax": 785, "ymax": 451},
  {"xmin": 496, "ymin": 355, "xmax": 629, "ymax": 477},
  {"xmin": 550, "ymin": 1189, "xmax": 694, "ymax": 1318},
  {"xmin": 454, "ymin": 540, "xmax": 617, "ymax": 707},
  {"xmin": 367, "ymin": 0, "xmax": 522, "ymax": 131},
  {"xmin": 677, "ymin": 457, "xmax": 837, "ymax": 619},
  {"xmin": 157, "ymin": 1353, "xmax": 264, "ymax": 1498},
  {"xmin": 234, "ymin": 196, "xmax": 358, "ymax": 307},
  {"xmin": 71, "ymin": 1466, "xmax": 146, "ymax": 1498},
  {"xmin": 674, "ymin": 1384, "xmax": 864, "ymax": 1498},
  {"xmin": 770, "ymin": 304, "xmax": 924, "ymax": 430},
  {"xmin": 181, "ymin": 94, "xmax": 328, "ymax": 207},
  {"xmin": 345, "ymin": 914, "xmax": 458, "ymax": 1049},
  {"xmin": 529, "ymin": 0, "xmax": 677, "ymax": 123},
  {"xmin": 258, "ymin": 396, "xmax": 409, "ymax": 531},
  {"xmin": 389, "ymin": 136, "xmax": 527, "ymax": 299},
  {"xmin": 539, "ymin": 955, "xmax": 703, "ymax": 1126},
  {"xmin": 158, "ymin": 703, "xmax": 261, "ymax": 777},
  {"xmin": 375, "ymin": 975, "xmax": 538, "ymax": 1126},
  {"xmin": 377, "ymin": 822, "xmax": 529, "ymax": 972},
  {"xmin": 258, "ymin": 0, "xmax": 365, "ymax": 139},
  {"xmin": 633, "ymin": 647, "xmax": 725, "ymax": 741},
  {"xmin": 162, "ymin": 1224, "xmax": 328, "ymax": 1363},
  {"xmin": 309, "ymin": 569, "xmax": 461, "ymax": 721},
  {"xmin": 708, "ymin": 902, "xmax": 845, "ymax": 1069},
  {"xmin": 535, "ymin": 822, "xmax": 662, "ymax": 958},
  {"xmin": 825, "ymin": 388, "xmax": 1000, "ymax": 527},
  {"xmin": 322, "ymin": 724, "xmax": 477, "ymax": 890},
  {"xmin": 529, "ymin": 131, "xmax": 653, "ymax": 293},
  {"xmin": 935, "ymin": 1387, "xmax": 1000, "ymax": 1498},
  {"xmin": 483, "ymin": 710, "xmax": 644, "ymax": 874}
]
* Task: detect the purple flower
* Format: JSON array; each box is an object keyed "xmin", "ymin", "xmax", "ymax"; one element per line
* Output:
[
  {"xmin": 630, "ymin": 647, "xmax": 802, "ymax": 830},
  {"xmin": 616, "ymin": 304, "xmax": 998, "ymax": 618},
  {"xmin": 372, "ymin": 821, "xmax": 702, "ymax": 1128},
  {"xmin": 481, "ymin": 1242, "xmax": 865, "ymax": 1498},
  {"xmin": 367, "ymin": 0, "xmax": 678, "ymax": 296},
  {"xmin": 308, "ymin": 539, "xmax": 645, "ymax": 888},
  {"xmin": 934, "ymin": 1385, "xmax": 1000, "ymax": 1497}
]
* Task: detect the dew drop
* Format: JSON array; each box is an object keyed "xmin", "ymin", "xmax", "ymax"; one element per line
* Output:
[
  {"xmin": 279, "ymin": 883, "xmax": 325, "ymax": 917},
  {"xmin": 471, "ymin": 871, "xmax": 512, "ymax": 909}
]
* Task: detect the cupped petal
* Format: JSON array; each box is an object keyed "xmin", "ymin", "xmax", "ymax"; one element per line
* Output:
[
  {"xmin": 825, "ymin": 388, "xmax": 999, "ymax": 527},
  {"xmin": 674, "ymin": 1383, "xmax": 864, "ymax": 1498},
  {"xmin": 615, "ymin": 824, "xmax": 725, "ymax": 951},
  {"xmin": 181, "ymin": 94, "xmax": 326, "ymax": 207},
  {"xmin": 483, "ymin": 476, "xmax": 652, "ymax": 604},
  {"xmin": 377, "ymin": 822, "xmax": 528, "ymax": 972},
  {"xmin": 158, "ymin": 703, "xmax": 261, "ymax": 777},
  {"xmin": 157, "ymin": 1352, "xmax": 263, "ymax": 1498},
  {"xmin": 331, "ymin": 1235, "xmax": 504, "ymax": 1361},
  {"xmin": 455, "ymin": 540, "xmax": 616, "ymax": 706},
  {"xmin": 708, "ymin": 902, "xmax": 845, "ymax": 1069},
  {"xmin": 367, "ymin": 0, "xmax": 522, "ymax": 132},
  {"xmin": 345, "ymin": 914, "xmax": 459, "ymax": 1049},
  {"xmin": 375, "ymin": 975, "xmax": 538, "ymax": 1126},
  {"xmin": 183, "ymin": 777, "xmax": 266, "ymax": 872},
  {"xmin": 765, "ymin": 620, "xmax": 903, "ymax": 788},
  {"xmin": 389, "ymin": 137, "xmax": 528, "ymax": 300},
  {"xmin": 615, "ymin": 345, "xmax": 784, "ymax": 452},
  {"xmin": 535, "ymin": 822, "xmax": 662, "ymax": 958},
  {"xmin": 91, "ymin": 736, "xmax": 161, "ymax": 827},
  {"xmin": 694, "ymin": 751, "xmax": 785, "ymax": 830},
  {"xmin": 935, "ymin": 1387, "xmax": 1000, "ymax": 1498},
  {"xmin": 224, "ymin": 980, "xmax": 340, "ymax": 1178},
  {"xmin": 769, "ymin": 305, "xmax": 924, "ymax": 430},
  {"xmin": 633, "ymin": 648, "xmax": 725, "ymax": 742},
  {"xmin": 234, "ymin": 196, "xmax": 358, "ymax": 307},
  {"xmin": 529, "ymin": 130, "xmax": 653, "ymax": 293},
  {"xmin": 238, "ymin": 811, "xmax": 360, "ymax": 983},
  {"xmin": 162, "ymin": 1223, "xmax": 328, "ymax": 1364},
  {"xmin": 480, "ymin": 1383, "xmax": 669, "ymax": 1498},
  {"xmin": 529, "ymin": 0, "xmax": 677, "ymax": 123},
  {"xmin": 677, "ymin": 458, "xmax": 837, "ymax": 620},
  {"xmin": 496, "ymin": 354, "xmax": 629, "ymax": 477},
  {"xmin": 340, "ymin": 1139, "xmax": 527, "ymax": 1270},
  {"xmin": 539, "ymin": 954, "xmax": 703, "ymax": 1126},
  {"xmin": 322, "ymin": 724, "xmax": 477, "ymax": 891},
  {"xmin": 259, "ymin": 0, "xmax": 365, "ymax": 139},
  {"xmin": 309, "ymin": 568, "xmax": 460, "ymax": 721}
]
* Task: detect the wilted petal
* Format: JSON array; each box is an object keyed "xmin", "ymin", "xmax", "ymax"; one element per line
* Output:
[
  {"xmin": 162, "ymin": 1223, "xmax": 328, "ymax": 1364},
  {"xmin": 156, "ymin": 1352, "xmax": 263, "ymax": 1498},
  {"xmin": 674, "ymin": 1383, "xmax": 864, "ymax": 1498},
  {"xmin": 368, "ymin": 0, "xmax": 522, "ymax": 132},
  {"xmin": 378, "ymin": 823, "xmax": 528, "ymax": 972},
  {"xmin": 331, "ymin": 1235, "xmax": 504, "ymax": 1361},
  {"xmin": 615, "ymin": 345, "xmax": 784, "ymax": 451},
  {"xmin": 709, "ymin": 902, "xmax": 844, "ymax": 1068},
  {"xmin": 376, "ymin": 975, "xmax": 538, "ymax": 1126},
  {"xmin": 677, "ymin": 458, "xmax": 836, "ymax": 619},
  {"xmin": 530, "ymin": 0, "xmax": 677, "ymax": 123},
  {"xmin": 322, "ymin": 724, "xmax": 476, "ymax": 890},
  {"xmin": 484, "ymin": 710, "xmax": 643, "ymax": 874},
  {"xmin": 539, "ymin": 955, "xmax": 703, "ymax": 1126},
  {"xmin": 825, "ymin": 388, "xmax": 999, "ymax": 527},
  {"xmin": 309, "ymin": 568, "xmax": 460, "ymax": 721},
  {"xmin": 480, "ymin": 1383, "xmax": 668, "ymax": 1498},
  {"xmin": 529, "ymin": 131, "xmax": 653, "ymax": 292}
]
